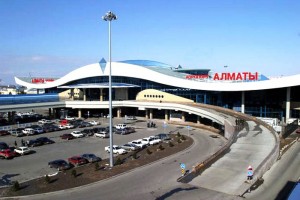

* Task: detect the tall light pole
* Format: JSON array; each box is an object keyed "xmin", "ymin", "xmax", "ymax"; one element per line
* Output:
[{"xmin": 102, "ymin": 11, "xmax": 117, "ymax": 167}]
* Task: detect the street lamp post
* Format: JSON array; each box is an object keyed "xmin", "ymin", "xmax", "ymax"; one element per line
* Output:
[{"xmin": 102, "ymin": 11, "xmax": 117, "ymax": 167}]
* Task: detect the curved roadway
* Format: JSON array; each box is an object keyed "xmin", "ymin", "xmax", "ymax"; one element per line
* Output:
[{"xmin": 15, "ymin": 129, "xmax": 233, "ymax": 200}]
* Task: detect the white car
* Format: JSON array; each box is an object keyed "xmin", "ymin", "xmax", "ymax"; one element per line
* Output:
[
  {"xmin": 70, "ymin": 130, "xmax": 84, "ymax": 138},
  {"xmin": 88, "ymin": 120, "xmax": 99, "ymax": 126},
  {"xmin": 38, "ymin": 119, "xmax": 52, "ymax": 124},
  {"xmin": 141, "ymin": 137, "xmax": 161, "ymax": 146},
  {"xmin": 64, "ymin": 124, "xmax": 75, "ymax": 129},
  {"xmin": 115, "ymin": 124, "xmax": 127, "ymax": 130},
  {"xmin": 58, "ymin": 125, "xmax": 68, "ymax": 130},
  {"xmin": 95, "ymin": 132, "xmax": 109, "ymax": 138},
  {"xmin": 14, "ymin": 146, "xmax": 32, "ymax": 155},
  {"xmin": 65, "ymin": 116, "xmax": 75, "ymax": 120},
  {"xmin": 129, "ymin": 139, "xmax": 147, "ymax": 149},
  {"xmin": 22, "ymin": 128, "xmax": 35, "ymax": 135},
  {"xmin": 121, "ymin": 143, "xmax": 140, "ymax": 151},
  {"xmin": 105, "ymin": 145, "xmax": 127, "ymax": 154}
]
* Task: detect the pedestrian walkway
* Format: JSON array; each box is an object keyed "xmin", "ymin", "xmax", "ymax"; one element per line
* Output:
[{"xmin": 190, "ymin": 120, "xmax": 276, "ymax": 195}]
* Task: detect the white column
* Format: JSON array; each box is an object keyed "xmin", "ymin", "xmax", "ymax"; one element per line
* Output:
[
  {"xmin": 164, "ymin": 110, "xmax": 168, "ymax": 121},
  {"xmin": 286, "ymin": 87, "xmax": 291, "ymax": 123},
  {"xmin": 241, "ymin": 91, "xmax": 245, "ymax": 113},
  {"xmin": 149, "ymin": 109, "xmax": 153, "ymax": 120},
  {"xmin": 78, "ymin": 109, "xmax": 82, "ymax": 118},
  {"xmin": 83, "ymin": 89, "xmax": 86, "ymax": 101},
  {"xmin": 182, "ymin": 112, "xmax": 185, "ymax": 122}
]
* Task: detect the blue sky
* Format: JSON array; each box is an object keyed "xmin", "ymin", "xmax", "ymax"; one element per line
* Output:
[{"xmin": 0, "ymin": 0, "xmax": 299, "ymax": 84}]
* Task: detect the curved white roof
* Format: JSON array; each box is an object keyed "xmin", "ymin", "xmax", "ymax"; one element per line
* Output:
[{"xmin": 15, "ymin": 61, "xmax": 300, "ymax": 92}]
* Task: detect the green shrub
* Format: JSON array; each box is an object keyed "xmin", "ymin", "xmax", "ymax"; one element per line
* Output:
[
  {"xmin": 158, "ymin": 145, "xmax": 164, "ymax": 150},
  {"xmin": 132, "ymin": 152, "xmax": 137, "ymax": 159},
  {"xmin": 71, "ymin": 169, "xmax": 77, "ymax": 178},
  {"xmin": 94, "ymin": 162, "xmax": 100, "ymax": 171},
  {"xmin": 45, "ymin": 175, "xmax": 51, "ymax": 184},
  {"xmin": 177, "ymin": 138, "xmax": 182, "ymax": 143},
  {"xmin": 181, "ymin": 135, "xmax": 186, "ymax": 141},
  {"xmin": 169, "ymin": 142, "xmax": 174, "ymax": 147},
  {"xmin": 177, "ymin": 132, "xmax": 181, "ymax": 137},
  {"xmin": 115, "ymin": 157, "xmax": 123, "ymax": 165},
  {"xmin": 11, "ymin": 181, "xmax": 20, "ymax": 191},
  {"xmin": 146, "ymin": 148, "xmax": 152, "ymax": 155}
]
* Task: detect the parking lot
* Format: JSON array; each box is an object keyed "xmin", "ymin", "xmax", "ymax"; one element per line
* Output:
[{"xmin": 0, "ymin": 117, "xmax": 202, "ymax": 184}]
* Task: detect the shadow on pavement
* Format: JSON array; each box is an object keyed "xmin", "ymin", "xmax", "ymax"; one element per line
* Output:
[{"xmin": 156, "ymin": 186, "xmax": 198, "ymax": 200}]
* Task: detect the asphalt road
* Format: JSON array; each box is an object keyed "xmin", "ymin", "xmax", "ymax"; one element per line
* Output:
[{"xmin": 14, "ymin": 124, "xmax": 229, "ymax": 200}]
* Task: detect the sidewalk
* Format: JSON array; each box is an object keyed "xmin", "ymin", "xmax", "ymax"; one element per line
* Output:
[
  {"xmin": 190, "ymin": 120, "xmax": 276, "ymax": 195},
  {"xmin": 244, "ymin": 140, "xmax": 300, "ymax": 199}
]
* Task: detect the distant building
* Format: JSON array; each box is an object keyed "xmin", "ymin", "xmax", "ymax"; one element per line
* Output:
[{"xmin": 0, "ymin": 85, "xmax": 17, "ymax": 95}]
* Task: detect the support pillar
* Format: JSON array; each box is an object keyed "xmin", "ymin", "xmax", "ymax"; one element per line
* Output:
[
  {"xmin": 78, "ymin": 109, "xmax": 82, "ymax": 118},
  {"xmin": 164, "ymin": 110, "xmax": 169, "ymax": 121},
  {"xmin": 83, "ymin": 89, "xmax": 86, "ymax": 101},
  {"xmin": 286, "ymin": 87, "xmax": 291, "ymax": 124},
  {"xmin": 49, "ymin": 108, "xmax": 52, "ymax": 118},
  {"xmin": 197, "ymin": 116, "xmax": 201, "ymax": 124},
  {"xmin": 149, "ymin": 109, "xmax": 153, "ymax": 120},
  {"xmin": 145, "ymin": 109, "xmax": 149, "ymax": 119},
  {"xmin": 117, "ymin": 108, "xmax": 121, "ymax": 118},
  {"xmin": 100, "ymin": 88, "xmax": 103, "ymax": 101},
  {"xmin": 182, "ymin": 112, "xmax": 185, "ymax": 122},
  {"xmin": 71, "ymin": 89, "xmax": 74, "ymax": 100},
  {"xmin": 241, "ymin": 91, "xmax": 245, "ymax": 113}
]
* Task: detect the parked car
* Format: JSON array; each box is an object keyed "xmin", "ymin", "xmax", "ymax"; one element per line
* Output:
[
  {"xmin": 22, "ymin": 128, "xmax": 35, "ymax": 136},
  {"xmin": 36, "ymin": 137, "xmax": 55, "ymax": 145},
  {"xmin": 70, "ymin": 130, "xmax": 84, "ymax": 138},
  {"xmin": 68, "ymin": 156, "xmax": 88, "ymax": 166},
  {"xmin": 120, "ymin": 143, "xmax": 140, "ymax": 151},
  {"xmin": 0, "ymin": 149, "xmax": 17, "ymax": 159},
  {"xmin": 0, "ymin": 142, "xmax": 9, "ymax": 151},
  {"xmin": 33, "ymin": 127, "xmax": 44, "ymax": 134},
  {"xmin": 38, "ymin": 119, "xmax": 52, "ymax": 124},
  {"xmin": 296, "ymin": 128, "xmax": 300, "ymax": 134},
  {"xmin": 0, "ymin": 130, "xmax": 10, "ymax": 136},
  {"xmin": 78, "ymin": 122, "xmax": 93, "ymax": 128},
  {"xmin": 14, "ymin": 146, "xmax": 32, "ymax": 155},
  {"xmin": 105, "ymin": 145, "xmax": 127, "ymax": 154},
  {"xmin": 129, "ymin": 139, "xmax": 147, "ymax": 149},
  {"xmin": 88, "ymin": 120, "xmax": 99, "ymax": 126},
  {"xmin": 115, "ymin": 127, "xmax": 135, "ymax": 135},
  {"xmin": 64, "ymin": 124, "xmax": 75, "ymax": 129},
  {"xmin": 58, "ymin": 125, "xmax": 68, "ymax": 130},
  {"xmin": 126, "ymin": 115, "xmax": 137, "ymax": 120},
  {"xmin": 48, "ymin": 159, "xmax": 71, "ymax": 171},
  {"xmin": 64, "ymin": 116, "xmax": 75, "ymax": 120},
  {"xmin": 81, "ymin": 153, "xmax": 101, "ymax": 163},
  {"xmin": 95, "ymin": 131, "xmax": 109, "ymax": 138},
  {"xmin": 60, "ymin": 133, "xmax": 75, "ymax": 140},
  {"xmin": 115, "ymin": 124, "xmax": 127, "ymax": 130},
  {"xmin": 141, "ymin": 137, "xmax": 161, "ymax": 146},
  {"xmin": 82, "ymin": 129, "xmax": 94, "ymax": 137},
  {"xmin": 26, "ymin": 139, "xmax": 43, "ymax": 147},
  {"xmin": 9, "ymin": 129, "xmax": 24, "ymax": 137},
  {"xmin": 155, "ymin": 133, "xmax": 171, "ymax": 141}
]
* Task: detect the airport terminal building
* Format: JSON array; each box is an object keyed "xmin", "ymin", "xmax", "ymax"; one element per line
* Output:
[{"xmin": 14, "ymin": 59, "xmax": 300, "ymax": 121}]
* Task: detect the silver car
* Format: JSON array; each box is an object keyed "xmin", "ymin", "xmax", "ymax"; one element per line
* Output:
[{"xmin": 121, "ymin": 143, "xmax": 140, "ymax": 151}]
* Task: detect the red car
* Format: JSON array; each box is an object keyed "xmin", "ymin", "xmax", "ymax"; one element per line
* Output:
[
  {"xmin": 0, "ymin": 149, "xmax": 17, "ymax": 159},
  {"xmin": 68, "ymin": 156, "xmax": 88, "ymax": 166},
  {"xmin": 0, "ymin": 130, "xmax": 9, "ymax": 136},
  {"xmin": 296, "ymin": 129, "xmax": 300, "ymax": 134},
  {"xmin": 60, "ymin": 133, "xmax": 75, "ymax": 140}
]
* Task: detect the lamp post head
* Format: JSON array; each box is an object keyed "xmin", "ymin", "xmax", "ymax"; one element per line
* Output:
[{"xmin": 102, "ymin": 11, "xmax": 117, "ymax": 21}]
